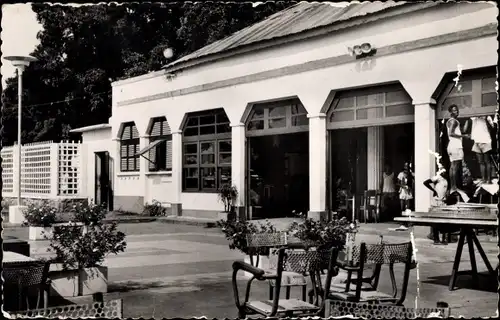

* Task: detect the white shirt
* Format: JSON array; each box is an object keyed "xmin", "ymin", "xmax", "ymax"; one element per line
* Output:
[
  {"xmin": 447, "ymin": 118, "xmax": 462, "ymax": 149},
  {"xmin": 471, "ymin": 117, "xmax": 491, "ymax": 144},
  {"xmin": 431, "ymin": 174, "xmax": 448, "ymax": 201},
  {"xmin": 382, "ymin": 172, "xmax": 396, "ymax": 193}
]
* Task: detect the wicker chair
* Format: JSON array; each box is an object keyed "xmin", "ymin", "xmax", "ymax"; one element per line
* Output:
[
  {"xmin": 328, "ymin": 242, "xmax": 414, "ymax": 306},
  {"xmin": 3, "ymin": 260, "xmax": 51, "ymax": 311},
  {"xmin": 325, "ymin": 300, "xmax": 451, "ymax": 318},
  {"xmin": 232, "ymin": 232, "xmax": 339, "ymax": 318}
]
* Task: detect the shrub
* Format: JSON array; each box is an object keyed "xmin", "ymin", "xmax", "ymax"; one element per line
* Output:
[
  {"xmin": 22, "ymin": 203, "xmax": 58, "ymax": 227},
  {"xmin": 217, "ymin": 184, "xmax": 238, "ymax": 213},
  {"xmin": 143, "ymin": 200, "xmax": 167, "ymax": 216},
  {"xmin": 287, "ymin": 214, "xmax": 359, "ymax": 251},
  {"xmin": 49, "ymin": 222, "xmax": 127, "ymax": 270},
  {"xmin": 71, "ymin": 202, "xmax": 107, "ymax": 225},
  {"xmin": 217, "ymin": 219, "xmax": 278, "ymax": 256}
]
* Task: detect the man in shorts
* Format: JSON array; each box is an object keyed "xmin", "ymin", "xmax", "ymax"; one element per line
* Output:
[{"xmin": 446, "ymin": 104, "xmax": 470, "ymax": 194}]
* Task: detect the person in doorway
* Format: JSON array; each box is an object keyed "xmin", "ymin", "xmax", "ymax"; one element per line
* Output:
[
  {"xmin": 446, "ymin": 104, "xmax": 470, "ymax": 194},
  {"xmin": 464, "ymin": 115, "xmax": 495, "ymax": 184},
  {"xmin": 396, "ymin": 162, "xmax": 414, "ymax": 231},
  {"xmin": 423, "ymin": 167, "xmax": 449, "ymax": 245},
  {"xmin": 379, "ymin": 164, "xmax": 396, "ymax": 221}
]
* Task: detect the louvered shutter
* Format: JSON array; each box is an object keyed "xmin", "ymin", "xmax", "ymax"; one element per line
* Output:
[{"xmin": 166, "ymin": 140, "xmax": 173, "ymax": 170}]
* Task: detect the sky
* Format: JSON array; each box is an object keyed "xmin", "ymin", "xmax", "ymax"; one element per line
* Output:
[{"xmin": 1, "ymin": 2, "xmax": 350, "ymax": 86}]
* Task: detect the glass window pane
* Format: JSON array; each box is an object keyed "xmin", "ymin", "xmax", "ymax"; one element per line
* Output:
[
  {"xmin": 184, "ymin": 127, "xmax": 198, "ymax": 136},
  {"xmin": 251, "ymin": 108, "xmax": 264, "ymax": 119},
  {"xmin": 201, "ymin": 154, "xmax": 215, "ymax": 165},
  {"xmin": 449, "ymin": 80, "xmax": 472, "ymax": 94},
  {"xmin": 356, "ymin": 107, "xmax": 383, "ymax": 120},
  {"xmin": 386, "ymin": 104, "xmax": 413, "ymax": 117},
  {"xmin": 291, "ymin": 115, "xmax": 308, "ymax": 126},
  {"xmin": 482, "ymin": 92, "xmax": 497, "ymax": 107},
  {"xmin": 199, "ymin": 125, "xmax": 215, "ymax": 135},
  {"xmin": 291, "ymin": 103, "xmax": 307, "ymax": 115},
  {"xmin": 199, "ymin": 115, "xmax": 216, "ymax": 125},
  {"xmin": 216, "ymin": 124, "xmax": 231, "ymax": 133},
  {"xmin": 185, "ymin": 168, "xmax": 199, "ymax": 177},
  {"xmin": 216, "ymin": 112, "xmax": 229, "ymax": 123},
  {"xmin": 269, "ymin": 118, "xmax": 286, "ymax": 128},
  {"xmin": 201, "ymin": 142, "xmax": 215, "ymax": 153},
  {"xmin": 219, "ymin": 167, "xmax": 231, "ymax": 187},
  {"xmin": 386, "ymin": 90, "xmax": 410, "ymax": 104},
  {"xmin": 186, "ymin": 117, "xmax": 198, "ymax": 127},
  {"xmin": 201, "ymin": 168, "xmax": 217, "ymax": 189},
  {"xmin": 219, "ymin": 153, "xmax": 232, "ymax": 164},
  {"xmin": 482, "ymin": 77, "xmax": 496, "ymax": 92},
  {"xmin": 184, "ymin": 143, "xmax": 198, "ymax": 154},
  {"xmin": 219, "ymin": 141, "xmax": 231, "ymax": 153},
  {"xmin": 330, "ymin": 110, "xmax": 355, "ymax": 122},
  {"xmin": 248, "ymin": 120, "xmax": 264, "ymax": 130},
  {"xmin": 269, "ymin": 106, "xmax": 286, "ymax": 117},
  {"xmin": 184, "ymin": 155, "xmax": 198, "ymax": 165},
  {"xmin": 441, "ymin": 95, "xmax": 472, "ymax": 111},
  {"xmin": 336, "ymin": 97, "xmax": 355, "ymax": 109}
]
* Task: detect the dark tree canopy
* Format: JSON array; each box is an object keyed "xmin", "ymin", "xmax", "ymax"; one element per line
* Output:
[{"xmin": 1, "ymin": 2, "xmax": 294, "ymax": 145}]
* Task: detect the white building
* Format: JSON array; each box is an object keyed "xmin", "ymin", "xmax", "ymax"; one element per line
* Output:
[{"xmin": 71, "ymin": 1, "xmax": 498, "ymax": 221}]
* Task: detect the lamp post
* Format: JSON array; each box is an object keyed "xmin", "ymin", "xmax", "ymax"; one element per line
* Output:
[{"xmin": 5, "ymin": 55, "xmax": 37, "ymax": 223}]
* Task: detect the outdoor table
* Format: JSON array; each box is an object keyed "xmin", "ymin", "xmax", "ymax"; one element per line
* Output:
[
  {"xmin": 3, "ymin": 236, "xmax": 30, "ymax": 257},
  {"xmin": 394, "ymin": 216, "xmax": 496, "ymax": 291},
  {"xmin": 4, "ymin": 251, "xmax": 36, "ymax": 264}
]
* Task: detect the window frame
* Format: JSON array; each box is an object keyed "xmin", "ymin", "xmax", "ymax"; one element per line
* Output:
[
  {"xmin": 120, "ymin": 123, "xmax": 140, "ymax": 172},
  {"xmin": 148, "ymin": 117, "xmax": 172, "ymax": 172},
  {"xmin": 182, "ymin": 109, "xmax": 232, "ymax": 192}
]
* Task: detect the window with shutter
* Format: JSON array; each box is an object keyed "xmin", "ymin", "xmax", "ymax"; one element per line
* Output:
[
  {"xmin": 148, "ymin": 117, "xmax": 172, "ymax": 172},
  {"xmin": 120, "ymin": 122, "xmax": 140, "ymax": 172},
  {"xmin": 182, "ymin": 109, "xmax": 232, "ymax": 192}
]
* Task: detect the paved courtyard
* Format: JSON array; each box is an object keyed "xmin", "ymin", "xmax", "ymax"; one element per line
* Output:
[{"xmin": 3, "ymin": 221, "xmax": 498, "ymax": 318}]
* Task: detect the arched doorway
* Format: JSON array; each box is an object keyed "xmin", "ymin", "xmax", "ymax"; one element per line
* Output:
[{"xmin": 245, "ymin": 98, "xmax": 309, "ymax": 219}]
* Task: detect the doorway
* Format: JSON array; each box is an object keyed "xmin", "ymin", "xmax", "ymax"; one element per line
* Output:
[
  {"xmin": 95, "ymin": 152, "xmax": 113, "ymax": 210},
  {"xmin": 248, "ymin": 132, "xmax": 309, "ymax": 219}
]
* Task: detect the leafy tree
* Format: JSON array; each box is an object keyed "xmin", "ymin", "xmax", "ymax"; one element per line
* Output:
[{"xmin": 1, "ymin": 2, "xmax": 295, "ymax": 146}]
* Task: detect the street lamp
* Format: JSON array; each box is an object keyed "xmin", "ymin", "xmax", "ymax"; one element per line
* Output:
[{"xmin": 5, "ymin": 55, "xmax": 37, "ymax": 224}]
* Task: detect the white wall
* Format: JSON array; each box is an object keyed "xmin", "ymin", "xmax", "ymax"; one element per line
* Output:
[{"xmin": 105, "ymin": 2, "xmax": 497, "ymax": 215}]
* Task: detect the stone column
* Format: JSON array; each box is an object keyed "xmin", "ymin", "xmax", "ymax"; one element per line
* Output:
[
  {"xmin": 414, "ymin": 101, "xmax": 436, "ymax": 213},
  {"xmin": 308, "ymin": 113, "xmax": 327, "ymax": 220},
  {"xmin": 367, "ymin": 126, "xmax": 384, "ymax": 191},
  {"xmin": 171, "ymin": 131, "xmax": 183, "ymax": 216},
  {"xmin": 231, "ymin": 123, "xmax": 246, "ymax": 221}
]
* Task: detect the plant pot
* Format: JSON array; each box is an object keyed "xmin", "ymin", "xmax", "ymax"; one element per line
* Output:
[
  {"xmin": 217, "ymin": 211, "xmax": 236, "ymax": 221},
  {"xmin": 28, "ymin": 226, "xmax": 53, "ymax": 241},
  {"xmin": 49, "ymin": 264, "xmax": 108, "ymax": 297},
  {"xmin": 242, "ymin": 255, "xmax": 270, "ymax": 279}
]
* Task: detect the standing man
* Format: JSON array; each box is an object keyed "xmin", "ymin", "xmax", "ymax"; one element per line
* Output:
[
  {"xmin": 423, "ymin": 167, "xmax": 449, "ymax": 244},
  {"xmin": 464, "ymin": 116, "xmax": 495, "ymax": 184},
  {"xmin": 446, "ymin": 104, "xmax": 470, "ymax": 194},
  {"xmin": 379, "ymin": 164, "xmax": 396, "ymax": 221}
]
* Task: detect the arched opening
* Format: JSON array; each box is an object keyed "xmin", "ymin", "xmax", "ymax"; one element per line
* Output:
[
  {"xmin": 326, "ymin": 83, "xmax": 414, "ymax": 221},
  {"xmin": 135, "ymin": 117, "xmax": 173, "ymax": 172},
  {"xmin": 244, "ymin": 98, "xmax": 309, "ymax": 219}
]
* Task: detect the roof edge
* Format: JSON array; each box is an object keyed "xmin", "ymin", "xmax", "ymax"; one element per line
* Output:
[
  {"xmin": 164, "ymin": 1, "xmax": 442, "ymax": 74},
  {"xmin": 70, "ymin": 123, "xmax": 111, "ymax": 133}
]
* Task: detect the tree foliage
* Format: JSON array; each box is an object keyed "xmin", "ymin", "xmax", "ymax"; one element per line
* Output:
[{"xmin": 1, "ymin": 2, "xmax": 294, "ymax": 145}]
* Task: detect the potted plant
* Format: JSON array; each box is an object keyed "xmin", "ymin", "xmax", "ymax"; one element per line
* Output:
[
  {"xmin": 217, "ymin": 184, "xmax": 238, "ymax": 221},
  {"xmin": 218, "ymin": 219, "xmax": 277, "ymax": 277},
  {"xmin": 22, "ymin": 203, "xmax": 58, "ymax": 241},
  {"xmin": 47, "ymin": 203, "xmax": 126, "ymax": 297}
]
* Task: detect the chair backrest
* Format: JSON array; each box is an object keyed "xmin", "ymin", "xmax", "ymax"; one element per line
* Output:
[
  {"xmin": 10, "ymin": 299, "xmax": 123, "ymax": 319},
  {"xmin": 3, "ymin": 261, "xmax": 49, "ymax": 287},
  {"xmin": 246, "ymin": 232, "xmax": 288, "ymax": 249},
  {"xmin": 352, "ymin": 242, "xmax": 413, "ymax": 265},
  {"xmin": 325, "ymin": 300, "xmax": 451, "ymax": 319}
]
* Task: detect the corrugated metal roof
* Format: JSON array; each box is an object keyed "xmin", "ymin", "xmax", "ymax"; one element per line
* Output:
[{"xmin": 166, "ymin": 1, "xmax": 417, "ymax": 69}]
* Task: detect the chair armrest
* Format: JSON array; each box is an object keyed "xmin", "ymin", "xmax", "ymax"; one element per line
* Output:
[
  {"xmin": 336, "ymin": 259, "xmax": 360, "ymax": 271},
  {"xmin": 232, "ymin": 261, "xmax": 266, "ymax": 278}
]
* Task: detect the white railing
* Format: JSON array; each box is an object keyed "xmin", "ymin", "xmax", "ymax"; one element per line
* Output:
[{"xmin": 1, "ymin": 140, "xmax": 83, "ymax": 199}]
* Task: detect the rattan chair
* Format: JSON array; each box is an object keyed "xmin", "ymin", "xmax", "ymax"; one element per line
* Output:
[
  {"xmin": 328, "ymin": 242, "xmax": 414, "ymax": 306},
  {"xmin": 324, "ymin": 300, "xmax": 451, "ymax": 318},
  {"xmin": 3, "ymin": 260, "xmax": 51, "ymax": 311},
  {"xmin": 232, "ymin": 233, "xmax": 339, "ymax": 318}
]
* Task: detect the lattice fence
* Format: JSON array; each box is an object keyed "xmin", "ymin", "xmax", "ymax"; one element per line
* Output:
[
  {"xmin": 9, "ymin": 299, "xmax": 123, "ymax": 319},
  {"xmin": 0, "ymin": 140, "xmax": 82, "ymax": 198},
  {"xmin": 1, "ymin": 146, "xmax": 14, "ymax": 194}
]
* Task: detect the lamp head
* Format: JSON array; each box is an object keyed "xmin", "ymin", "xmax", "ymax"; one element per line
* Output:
[
  {"xmin": 4, "ymin": 55, "xmax": 37, "ymax": 69},
  {"xmin": 163, "ymin": 48, "xmax": 174, "ymax": 59}
]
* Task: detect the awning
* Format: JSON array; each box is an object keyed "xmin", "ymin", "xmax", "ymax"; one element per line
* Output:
[{"xmin": 135, "ymin": 139, "xmax": 167, "ymax": 157}]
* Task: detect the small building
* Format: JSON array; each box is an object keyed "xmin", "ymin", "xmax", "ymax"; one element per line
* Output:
[{"xmin": 71, "ymin": 1, "xmax": 498, "ymax": 220}]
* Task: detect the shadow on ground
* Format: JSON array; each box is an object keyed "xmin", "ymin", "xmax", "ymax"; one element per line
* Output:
[
  {"xmin": 109, "ymin": 281, "xmax": 169, "ymax": 293},
  {"xmin": 422, "ymin": 272, "xmax": 497, "ymax": 292}
]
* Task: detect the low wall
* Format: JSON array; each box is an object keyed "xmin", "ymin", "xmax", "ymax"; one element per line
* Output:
[{"xmin": 1, "ymin": 197, "xmax": 88, "ymax": 214}]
